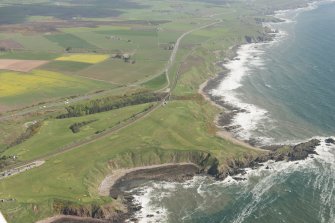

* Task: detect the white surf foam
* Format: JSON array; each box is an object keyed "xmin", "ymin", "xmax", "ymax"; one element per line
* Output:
[
  {"xmin": 228, "ymin": 136, "xmax": 335, "ymax": 223},
  {"xmin": 210, "ymin": 1, "xmax": 332, "ymax": 144},
  {"xmin": 211, "ymin": 42, "xmax": 274, "ymax": 141},
  {"xmin": 313, "ymin": 137, "xmax": 335, "ymax": 223},
  {"xmin": 127, "ymin": 183, "xmax": 172, "ymax": 223},
  {"xmin": 274, "ymin": 0, "xmax": 330, "ymax": 23},
  {"xmin": 128, "ymin": 138, "xmax": 334, "ymax": 223}
]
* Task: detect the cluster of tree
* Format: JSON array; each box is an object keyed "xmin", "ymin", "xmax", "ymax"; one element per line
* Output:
[
  {"xmin": 69, "ymin": 119, "xmax": 97, "ymax": 133},
  {"xmin": 164, "ymin": 42, "xmax": 175, "ymax": 50},
  {"xmin": 0, "ymin": 155, "xmax": 16, "ymax": 170},
  {"xmin": 6, "ymin": 121, "xmax": 42, "ymax": 149},
  {"xmin": 58, "ymin": 92, "xmax": 166, "ymax": 119},
  {"xmin": 112, "ymin": 53, "xmax": 135, "ymax": 64}
]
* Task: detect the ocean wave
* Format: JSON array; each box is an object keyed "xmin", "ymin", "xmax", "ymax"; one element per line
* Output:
[
  {"xmin": 211, "ymin": 42, "xmax": 274, "ymax": 142},
  {"xmin": 314, "ymin": 138, "xmax": 335, "ymax": 223},
  {"xmin": 229, "ymin": 137, "xmax": 335, "ymax": 223},
  {"xmin": 128, "ymin": 183, "xmax": 171, "ymax": 223},
  {"xmin": 127, "ymin": 138, "xmax": 334, "ymax": 223},
  {"xmin": 210, "ymin": 1, "xmax": 333, "ymax": 145},
  {"xmin": 274, "ymin": 1, "xmax": 322, "ymax": 21}
]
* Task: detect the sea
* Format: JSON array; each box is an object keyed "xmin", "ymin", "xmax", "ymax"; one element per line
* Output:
[{"xmin": 127, "ymin": 2, "xmax": 335, "ymax": 223}]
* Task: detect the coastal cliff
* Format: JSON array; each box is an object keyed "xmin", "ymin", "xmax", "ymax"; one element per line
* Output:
[{"xmin": 45, "ymin": 136, "xmax": 323, "ymax": 223}]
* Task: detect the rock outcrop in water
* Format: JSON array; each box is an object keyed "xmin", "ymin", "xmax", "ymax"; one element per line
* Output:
[
  {"xmin": 259, "ymin": 139, "xmax": 320, "ymax": 162},
  {"xmin": 208, "ymin": 139, "xmax": 321, "ymax": 180},
  {"xmin": 325, "ymin": 138, "xmax": 335, "ymax": 144}
]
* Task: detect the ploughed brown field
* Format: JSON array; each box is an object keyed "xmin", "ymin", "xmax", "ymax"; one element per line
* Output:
[
  {"xmin": 0, "ymin": 39, "xmax": 23, "ymax": 49},
  {"xmin": 0, "ymin": 59, "xmax": 49, "ymax": 72}
]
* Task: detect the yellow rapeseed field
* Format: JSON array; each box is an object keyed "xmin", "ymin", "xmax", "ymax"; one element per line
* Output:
[
  {"xmin": 0, "ymin": 70, "xmax": 76, "ymax": 97},
  {"xmin": 55, "ymin": 54, "xmax": 110, "ymax": 64}
]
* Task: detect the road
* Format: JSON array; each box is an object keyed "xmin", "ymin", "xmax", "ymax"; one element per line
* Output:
[
  {"xmin": 0, "ymin": 20, "xmax": 222, "ymax": 176},
  {"xmin": 0, "ymin": 87, "xmax": 125, "ymax": 121},
  {"xmin": 0, "ymin": 161, "xmax": 44, "ymax": 180},
  {"xmin": 163, "ymin": 20, "xmax": 222, "ymax": 91}
]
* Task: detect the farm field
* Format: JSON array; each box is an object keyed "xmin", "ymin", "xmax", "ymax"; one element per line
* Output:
[
  {"xmin": 80, "ymin": 58, "xmax": 166, "ymax": 84},
  {"xmin": 0, "ymin": 40, "xmax": 23, "ymax": 50},
  {"xmin": 40, "ymin": 61, "xmax": 92, "ymax": 73},
  {"xmin": 0, "ymin": 69, "xmax": 114, "ymax": 109},
  {"xmin": 0, "ymin": 51, "xmax": 61, "ymax": 60},
  {"xmin": 0, "ymin": 33, "xmax": 63, "ymax": 52},
  {"xmin": 55, "ymin": 54, "xmax": 110, "ymax": 64},
  {"xmin": 0, "ymin": 59, "xmax": 48, "ymax": 72}
]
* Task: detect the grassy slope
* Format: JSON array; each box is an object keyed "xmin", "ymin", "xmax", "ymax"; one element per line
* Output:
[
  {"xmin": 0, "ymin": 33, "xmax": 62, "ymax": 52},
  {"xmin": 3, "ymin": 103, "xmax": 152, "ymax": 161},
  {"xmin": 1, "ymin": 100, "xmax": 258, "ymax": 222}
]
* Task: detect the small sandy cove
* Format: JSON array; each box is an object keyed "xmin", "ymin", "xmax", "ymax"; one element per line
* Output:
[{"xmin": 99, "ymin": 162, "xmax": 195, "ymax": 196}]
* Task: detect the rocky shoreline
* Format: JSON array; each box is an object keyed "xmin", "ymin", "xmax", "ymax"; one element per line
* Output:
[
  {"xmin": 110, "ymin": 164, "xmax": 201, "ymax": 222},
  {"xmin": 42, "ymin": 136, "xmax": 333, "ymax": 223},
  {"xmin": 110, "ymin": 138, "xmax": 329, "ymax": 222}
]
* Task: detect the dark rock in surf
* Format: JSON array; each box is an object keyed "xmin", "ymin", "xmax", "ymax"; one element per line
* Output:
[{"xmin": 325, "ymin": 138, "xmax": 335, "ymax": 144}]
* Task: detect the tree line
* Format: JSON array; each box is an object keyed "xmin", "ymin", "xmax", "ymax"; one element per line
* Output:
[
  {"xmin": 69, "ymin": 119, "xmax": 97, "ymax": 133},
  {"xmin": 6, "ymin": 121, "xmax": 43, "ymax": 150},
  {"xmin": 57, "ymin": 92, "xmax": 167, "ymax": 119}
]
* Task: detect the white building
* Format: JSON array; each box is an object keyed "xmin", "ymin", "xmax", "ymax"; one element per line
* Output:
[{"xmin": 0, "ymin": 212, "xmax": 7, "ymax": 223}]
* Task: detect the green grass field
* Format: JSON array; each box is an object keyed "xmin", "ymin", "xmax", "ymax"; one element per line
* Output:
[
  {"xmin": 80, "ymin": 58, "xmax": 166, "ymax": 84},
  {"xmin": 143, "ymin": 72, "xmax": 167, "ymax": 90},
  {"xmin": 3, "ymin": 103, "xmax": 153, "ymax": 161},
  {"xmin": 45, "ymin": 33, "xmax": 99, "ymax": 50},
  {"xmin": 40, "ymin": 60, "xmax": 92, "ymax": 73},
  {"xmin": 0, "ymin": 33, "xmax": 62, "ymax": 51},
  {"xmin": 0, "ymin": 69, "xmax": 114, "ymax": 108},
  {"xmin": 0, "ymin": 51, "xmax": 61, "ymax": 60}
]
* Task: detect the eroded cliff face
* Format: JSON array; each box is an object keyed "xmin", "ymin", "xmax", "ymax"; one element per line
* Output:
[
  {"xmin": 53, "ymin": 201, "xmax": 126, "ymax": 222},
  {"xmin": 50, "ymin": 139, "xmax": 321, "ymax": 222},
  {"xmin": 211, "ymin": 139, "xmax": 321, "ymax": 179},
  {"xmin": 106, "ymin": 139, "xmax": 321, "ymax": 190}
]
